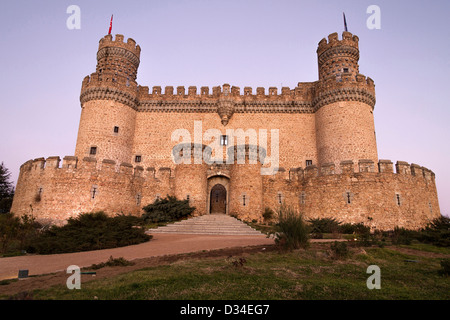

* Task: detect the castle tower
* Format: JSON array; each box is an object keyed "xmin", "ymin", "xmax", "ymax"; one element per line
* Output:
[
  {"xmin": 314, "ymin": 32, "xmax": 378, "ymax": 170},
  {"xmin": 75, "ymin": 34, "xmax": 141, "ymax": 165}
]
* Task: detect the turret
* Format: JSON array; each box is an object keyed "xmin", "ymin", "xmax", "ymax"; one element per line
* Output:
[
  {"xmin": 314, "ymin": 32, "xmax": 378, "ymax": 171},
  {"xmin": 75, "ymin": 34, "xmax": 140, "ymax": 166},
  {"xmin": 317, "ymin": 31, "xmax": 360, "ymax": 81}
]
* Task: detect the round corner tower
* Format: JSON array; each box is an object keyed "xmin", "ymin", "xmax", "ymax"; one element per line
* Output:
[
  {"xmin": 314, "ymin": 31, "xmax": 378, "ymax": 170},
  {"xmin": 75, "ymin": 34, "xmax": 141, "ymax": 165}
]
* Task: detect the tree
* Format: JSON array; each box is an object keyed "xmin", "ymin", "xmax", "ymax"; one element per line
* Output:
[{"xmin": 0, "ymin": 162, "xmax": 15, "ymax": 213}]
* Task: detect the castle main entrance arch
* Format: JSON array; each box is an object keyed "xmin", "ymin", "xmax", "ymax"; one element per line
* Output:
[
  {"xmin": 207, "ymin": 176, "xmax": 229, "ymax": 215},
  {"xmin": 210, "ymin": 184, "xmax": 226, "ymax": 214}
]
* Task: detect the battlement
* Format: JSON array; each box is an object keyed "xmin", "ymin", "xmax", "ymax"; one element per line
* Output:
[
  {"xmin": 98, "ymin": 34, "xmax": 141, "ymax": 59},
  {"xmin": 19, "ymin": 156, "xmax": 174, "ymax": 181},
  {"xmin": 137, "ymin": 83, "xmax": 314, "ymax": 101},
  {"xmin": 317, "ymin": 31, "xmax": 359, "ymax": 57},
  {"xmin": 284, "ymin": 159, "xmax": 435, "ymax": 183}
]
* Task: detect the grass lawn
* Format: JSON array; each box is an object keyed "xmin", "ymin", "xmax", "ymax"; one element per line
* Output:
[{"xmin": 29, "ymin": 242, "xmax": 450, "ymax": 300}]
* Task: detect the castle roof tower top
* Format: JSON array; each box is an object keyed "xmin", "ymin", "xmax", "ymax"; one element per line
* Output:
[
  {"xmin": 316, "ymin": 31, "xmax": 360, "ymax": 81},
  {"xmin": 96, "ymin": 34, "xmax": 141, "ymax": 82}
]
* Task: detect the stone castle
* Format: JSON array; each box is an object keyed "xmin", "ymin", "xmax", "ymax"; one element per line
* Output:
[{"xmin": 11, "ymin": 31, "xmax": 441, "ymax": 230}]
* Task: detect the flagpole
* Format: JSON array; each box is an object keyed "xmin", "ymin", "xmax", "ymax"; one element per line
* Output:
[
  {"xmin": 343, "ymin": 12, "xmax": 348, "ymax": 32},
  {"xmin": 108, "ymin": 15, "xmax": 113, "ymax": 35}
]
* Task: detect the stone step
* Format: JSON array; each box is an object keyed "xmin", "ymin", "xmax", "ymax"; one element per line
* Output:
[{"xmin": 146, "ymin": 214, "xmax": 266, "ymax": 236}]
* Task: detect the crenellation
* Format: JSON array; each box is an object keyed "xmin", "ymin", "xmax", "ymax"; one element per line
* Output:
[
  {"xmin": 358, "ymin": 159, "xmax": 375, "ymax": 173},
  {"xmin": 101, "ymin": 159, "xmax": 116, "ymax": 173},
  {"xmin": 146, "ymin": 167, "xmax": 156, "ymax": 178},
  {"xmin": 340, "ymin": 160, "xmax": 354, "ymax": 174},
  {"xmin": 119, "ymin": 162, "xmax": 133, "ymax": 174},
  {"xmin": 201, "ymin": 86, "xmax": 209, "ymax": 96},
  {"xmin": 46, "ymin": 156, "xmax": 61, "ymax": 169},
  {"xmin": 165, "ymin": 86, "xmax": 174, "ymax": 96},
  {"xmin": 33, "ymin": 158, "xmax": 45, "ymax": 170},
  {"xmin": 157, "ymin": 167, "xmax": 172, "ymax": 180},
  {"xmin": 304, "ymin": 165, "xmax": 319, "ymax": 179},
  {"xmin": 422, "ymin": 167, "xmax": 432, "ymax": 183},
  {"xmin": 134, "ymin": 165, "xmax": 144, "ymax": 177},
  {"xmin": 62, "ymin": 156, "xmax": 78, "ymax": 169},
  {"xmin": 411, "ymin": 163, "xmax": 423, "ymax": 177},
  {"xmin": 379, "ymin": 159, "xmax": 394, "ymax": 173},
  {"xmin": 152, "ymin": 86, "xmax": 162, "ymax": 95},
  {"xmin": 395, "ymin": 161, "xmax": 410, "ymax": 175},
  {"xmin": 98, "ymin": 34, "xmax": 141, "ymax": 59},
  {"xmin": 320, "ymin": 162, "xmax": 335, "ymax": 175},
  {"xmin": 188, "ymin": 86, "xmax": 197, "ymax": 96}
]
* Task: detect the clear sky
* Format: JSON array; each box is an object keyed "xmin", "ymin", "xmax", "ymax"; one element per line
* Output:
[{"xmin": 0, "ymin": 0, "xmax": 449, "ymax": 217}]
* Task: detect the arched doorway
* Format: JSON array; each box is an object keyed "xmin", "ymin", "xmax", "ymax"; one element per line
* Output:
[{"xmin": 210, "ymin": 184, "xmax": 227, "ymax": 214}]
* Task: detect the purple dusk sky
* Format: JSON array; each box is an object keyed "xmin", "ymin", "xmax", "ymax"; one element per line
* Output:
[{"xmin": 0, "ymin": 0, "xmax": 449, "ymax": 217}]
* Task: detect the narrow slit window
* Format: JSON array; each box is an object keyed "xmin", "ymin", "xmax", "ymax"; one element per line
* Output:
[
  {"xmin": 242, "ymin": 195, "xmax": 246, "ymax": 206},
  {"xmin": 346, "ymin": 192, "xmax": 351, "ymax": 204},
  {"xmin": 278, "ymin": 193, "xmax": 283, "ymax": 204},
  {"xmin": 136, "ymin": 193, "xmax": 142, "ymax": 206},
  {"xmin": 300, "ymin": 192, "xmax": 306, "ymax": 205},
  {"xmin": 91, "ymin": 186, "xmax": 98, "ymax": 199},
  {"xmin": 220, "ymin": 135, "xmax": 228, "ymax": 146},
  {"xmin": 396, "ymin": 194, "xmax": 401, "ymax": 206}
]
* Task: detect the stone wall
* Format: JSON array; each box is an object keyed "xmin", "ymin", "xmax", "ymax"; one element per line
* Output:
[{"xmin": 11, "ymin": 156, "xmax": 441, "ymax": 230}]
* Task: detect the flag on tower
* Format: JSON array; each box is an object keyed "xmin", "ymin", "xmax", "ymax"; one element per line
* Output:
[
  {"xmin": 343, "ymin": 12, "xmax": 348, "ymax": 32},
  {"xmin": 108, "ymin": 15, "xmax": 113, "ymax": 34}
]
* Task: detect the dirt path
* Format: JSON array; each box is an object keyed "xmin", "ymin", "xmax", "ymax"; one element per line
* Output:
[{"xmin": 0, "ymin": 234, "xmax": 274, "ymax": 297}]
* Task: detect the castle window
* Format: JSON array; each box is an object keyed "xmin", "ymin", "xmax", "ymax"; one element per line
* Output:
[
  {"xmin": 89, "ymin": 147, "xmax": 97, "ymax": 155},
  {"xmin": 220, "ymin": 135, "xmax": 228, "ymax": 146},
  {"xmin": 136, "ymin": 193, "xmax": 142, "ymax": 206},
  {"xmin": 35, "ymin": 187, "xmax": 43, "ymax": 202},
  {"xmin": 343, "ymin": 68, "xmax": 349, "ymax": 73},
  {"xmin": 396, "ymin": 193, "xmax": 401, "ymax": 206},
  {"xmin": 346, "ymin": 192, "xmax": 351, "ymax": 204},
  {"xmin": 91, "ymin": 185, "xmax": 98, "ymax": 199},
  {"xmin": 135, "ymin": 155, "xmax": 142, "ymax": 163},
  {"xmin": 242, "ymin": 195, "xmax": 246, "ymax": 206},
  {"xmin": 300, "ymin": 192, "xmax": 306, "ymax": 205},
  {"xmin": 277, "ymin": 192, "xmax": 284, "ymax": 205},
  {"xmin": 306, "ymin": 160, "xmax": 313, "ymax": 166},
  {"xmin": 186, "ymin": 195, "xmax": 190, "ymax": 202},
  {"xmin": 114, "ymin": 126, "xmax": 119, "ymax": 134}
]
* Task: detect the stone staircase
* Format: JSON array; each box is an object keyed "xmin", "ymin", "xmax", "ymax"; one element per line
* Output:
[{"xmin": 146, "ymin": 214, "xmax": 266, "ymax": 236}]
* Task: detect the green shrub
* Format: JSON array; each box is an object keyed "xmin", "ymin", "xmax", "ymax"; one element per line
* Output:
[
  {"xmin": 308, "ymin": 217, "xmax": 342, "ymax": 233},
  {"xmin": 308, "ymin": 217, "xmax": 342, "ymax": 238},
  {"xmin": 417, "ymin": 216, "xmax": 450, "ymax": 247},
  {"xmin": 263, "ymin": 207, "xmax": 274, "ymax": 223},
  {"xmin": 89, "ymin": 256, "xmax": 135, "ymax": 270},
  {"xmin": 329, "ymin": 241, "xmax": 350, "ymax": 260},
  {"xmin": 0, "ymin": 213, "xmax": 40, "ymax": 254},
  {"xmin": 440, "ymin": 259, "xmax": 450, "ymax": 276},
  {"xmin": 26, "ymin": 212, "xmax": 151, "ymax": 254},
  {"xmin": 142, "ymin": 196, "xmax": 195, "ymax": 223},
  {"xmin": 273, "ymin": 205, "xmax": 309, "ymax": 250},
  {"xmin": 391, "ymin": 226, "xmax": 417, "ymax": 245}
]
